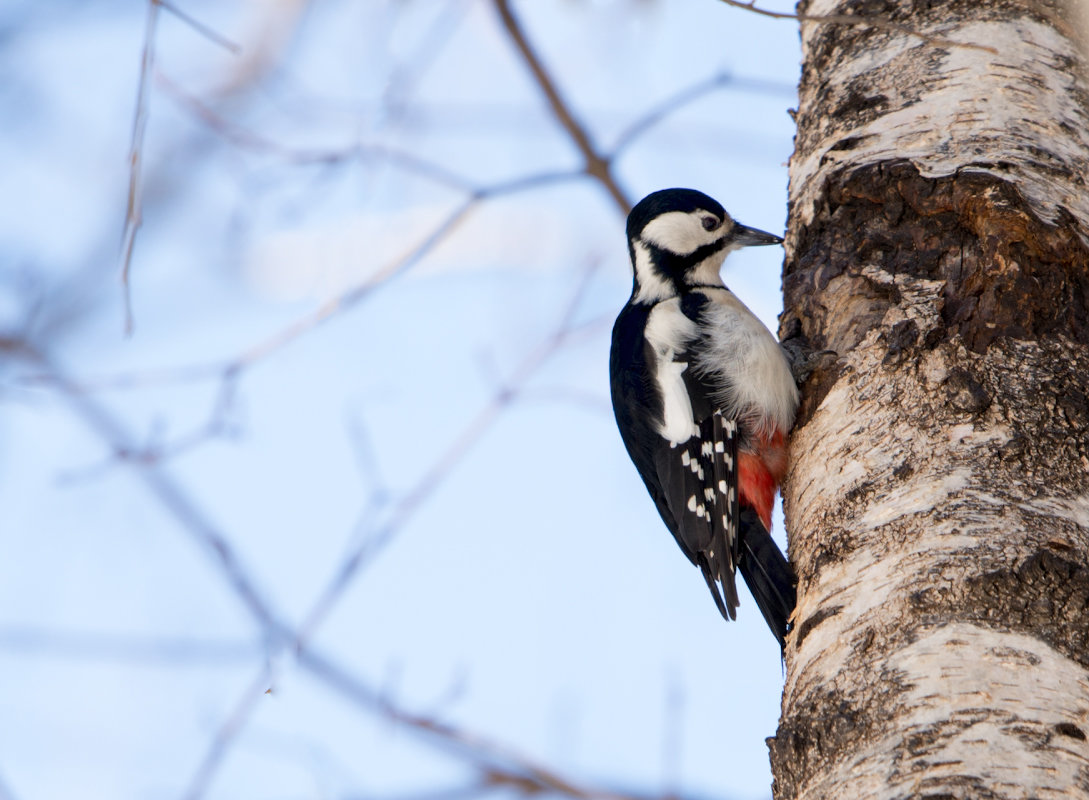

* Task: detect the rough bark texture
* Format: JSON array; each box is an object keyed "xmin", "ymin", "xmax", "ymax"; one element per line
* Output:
[{"xmin": 772, "ymin": 1, "xmax": 1089, "ymax": 797}]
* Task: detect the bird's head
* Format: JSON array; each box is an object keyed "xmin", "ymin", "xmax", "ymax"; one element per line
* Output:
[{"xmin": 625, "ymin": 188, "xmax": 782, "ymax": 303}]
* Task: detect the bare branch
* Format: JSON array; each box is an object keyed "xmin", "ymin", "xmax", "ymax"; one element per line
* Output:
[
  {"xmin": 119, "ymin": 0, "xmax": 162, "ymax": 336},
  {"xmin": 716, "ymin": 0, "xmax": 999, "ymax": 53},
  {"xmin": 56, "ymin": 376, "xmax": 240, "ymax": 478},
  {"xmin": 231, "ymin": 201, "xmax": 476, "ymax": 373},
  {"xmin": 342, "ymin": 781, "xmax": 504, "ymax": 800},
  {"xmin": 298, "ymin": 262, "xmax": 606, "ymax": 646},
  {"xmin": 183, "ymin": 667, "xmax": 278, "ymax": 800},
  {"xmin": 610, "ymin": 72, "xmax": 737, "ymax": 159},
  {"xmin": 300, "ymin": 647, "xmax": 718, "ymax": 800},
  {"xmin": 158, "ymin": 0, "xmax": 241, "ymax": 53},
  {"xmin": 25, "ymin": 168, "xmax": 583, "ymax": 398},
  {"xmin": 182, "ymin": 264, "xmax": 607, "ymax": 799},
  {"xmin": 14, "ymin": 344, "xmax": 285, "ymax": 644},
  {"xmin": 158, "ymin": 73, "xmax": 477, "ymax": 193},
  {"xmin": 492, "ymin": 0, "xmax": 633, "ymax": 215}
]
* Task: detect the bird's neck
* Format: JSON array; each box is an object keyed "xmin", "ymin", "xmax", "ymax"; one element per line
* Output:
[
  {"xmin": 684, "ymin": 251, "xmax": 728, "ymax": 289},
  {"xmin": 630, "ymin": 242, "xmax": 726, "ymax": 305}
]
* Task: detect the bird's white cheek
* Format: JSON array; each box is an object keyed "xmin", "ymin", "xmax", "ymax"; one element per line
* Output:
[{"xmin": 641, "ymin": 211, "xmax": 711, "ymax": 256}]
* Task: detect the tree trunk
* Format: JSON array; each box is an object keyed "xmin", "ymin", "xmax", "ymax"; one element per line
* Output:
[{"xmin": 771, "ymin": 1, "xmax": 1089, "ymax": 797}]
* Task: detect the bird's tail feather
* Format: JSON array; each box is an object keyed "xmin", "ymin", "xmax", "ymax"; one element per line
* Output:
[
  {"xmin": 737, "ymin": 509, "xmax": 796, "ymax": 648},
  {"xmin": 697, "ymin": 553, "xmax": 737, "ymax": 621}
]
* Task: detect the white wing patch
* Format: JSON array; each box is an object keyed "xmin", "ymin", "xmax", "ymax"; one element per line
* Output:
[{"xmin": 644, "ymin": 299, "xmax": 699, "ymax": 445}]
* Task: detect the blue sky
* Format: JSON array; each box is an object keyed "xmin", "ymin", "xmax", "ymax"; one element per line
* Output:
[{"xmin": 0, "ymin": 2, "xmax": 801, "ymax": 798}]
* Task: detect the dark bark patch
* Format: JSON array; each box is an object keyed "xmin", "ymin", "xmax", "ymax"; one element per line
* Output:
[
  {"xmin": 912, "ymin": 550, "xmax": 1089, "ymax": 670},
  {"xmin": 795, "ymin": 604, "xmax": 843, "ymax": 647},
  {"xmin": 784, "ymin": 162, "xmax": 1089, "ymax": 358},
  {"xmin": 843, "ymin": 479, "xmax": 875, "ymax": 504},
  {"xmin": 943, "ymin": 367, "xmax": 990, "ymax": 414},
  {"xmin": 883, "ymin": 318, "xmax": 919, "ymax": 366},
  {"xmin": 828, "ymin": 134, "xmax": 875, "ymax": 153},
  {"xmin": 769, "ymin": 672, "xmax": 906, "ymax": 800},
  {"xmin": 1055, "ymin": 722, "xmax": 1087, "ymax": 741}
]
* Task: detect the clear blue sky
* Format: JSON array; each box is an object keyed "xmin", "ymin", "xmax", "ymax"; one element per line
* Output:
[{"xmin": 0, "ymin": 2, "xmax": 801, "ymax": 798}]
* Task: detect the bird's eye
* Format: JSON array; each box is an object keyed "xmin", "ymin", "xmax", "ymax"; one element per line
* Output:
[{"xmin": 701, "ymin": 216, "xmax": 719, "ymax": 231}]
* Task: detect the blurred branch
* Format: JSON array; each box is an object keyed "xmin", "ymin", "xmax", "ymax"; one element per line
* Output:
[
  {"xmin": 716, "ymin": 0, "xmax": 998, "ymax": 53},
  {"xmin": 344, "ymin": 781, "xmax": 505, "ymax": 800},
  {"xmin": 301, "ymin": 647, "xmax": 717, "ymax": 800},
  {"xmin": 493, "ymin": 0, "xmax": 632, "ymax": 215},
  {"xmin": 158, "ymin": 73, "xmax": 476, "ymax": 193},
  {"xmin": 610, "ymin": 72, "xmax": 734, "ymax": 158},
  {"xmin": 158, "ymin": 0, "xmax": 241, "ymax": 53},
  {"xmin": 21, "ymin": 308, "xmax": 639, "ymax": 800},
  {"xmin": 15, "ymin": 267, "xmax": 627, "ymax": 800},
  {"xmin": 57, "ymin": 376, "xmax": 240, "ymax": 479},
  {"xmin": 379, "ymin": 1, "xmax": 470, "ymax": 124},
  {"xmin": 118, "ymin": 1, "xmax": 243, "ymax": 336},
  {"xmin": 15, "ymin": 1, "xmax": 807, "ymax": 796},
  {"xmin": 345, "ymin": 409, "xmax": 390, "ymax": 505},
  {"xmin": 184, "ymin": 666, "xmax": 280, "ymax": 800},
  {"xmin": 13, "ymin": 343, "xmax": 285, "ymax": 646},
  {"xmin": 608, "ymin": 71, "xmax": 795, "ymax": 158},
  {"xmin": 183, "ymin": 264, "xmax": 608, "ymax": 799},
  {"xmin": 27, "ymin": 166, "xmax": 582, "ymax": 399},
  {"xmin": 119, "ymin": 0, "xmax": 162, "ymax": 336},
  {"xmin": 297, "ymin": 316, "xmax": 609, "ymax": 649}
]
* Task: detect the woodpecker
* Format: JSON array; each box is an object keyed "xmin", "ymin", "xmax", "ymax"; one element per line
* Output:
[{"xmin": 609, "ymin": 188, "xmax": 799, "ymax": 646}]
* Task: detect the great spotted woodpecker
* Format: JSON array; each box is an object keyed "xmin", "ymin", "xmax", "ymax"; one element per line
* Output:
[{"xmin": 609, "ymin": 188, "xmax": 799, "ymax": 645}]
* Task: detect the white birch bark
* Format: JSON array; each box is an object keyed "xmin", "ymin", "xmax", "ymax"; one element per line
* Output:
[{"xmin": 772, "ymin": 1, "xmax": 1089, "ymax": 797}]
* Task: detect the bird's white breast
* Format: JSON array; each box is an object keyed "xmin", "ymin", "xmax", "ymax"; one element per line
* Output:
[
  {"xmin": 644, "ymin": 298, "xmax": 699, "ymax": 445},
  {"xmin": 693, "ymin": 288, "xmax": 799, "ymax": 435}
]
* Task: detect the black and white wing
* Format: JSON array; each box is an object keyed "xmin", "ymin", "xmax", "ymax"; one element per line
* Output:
[
  {"xmin": 655, "ymin": 409, "xmax": 741, "ymax": 620},
  {"xmin": 610, "ymin": 295, "xmax": 746, "ymax": 621}
]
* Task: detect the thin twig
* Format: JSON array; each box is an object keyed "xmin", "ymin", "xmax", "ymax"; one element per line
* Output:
[
  {"xmin": 379, "ymin": 1, "xmax": 470, "ymax": 122},
  {"xmin": 119, "ymin": 0, "xmax": 162, "ymax": 336},
  {"xmin": 610, "ymin": 72, "xmax": 737, "ymax": 159},
  {"xmin": 182, "ymin": 265, "xmax": 608, "ymax": 800},
  {"xmin": 57, "ymin": 376, "xmax": 240, "ymax": 480},
  {"xmin": 183, "ymin": 666, "xmax": 278, "ymax": 800},
  {"xmin": 492, "ymin": 0, "xmax": 633, "ymax": 215},
  {"xmin": 158, "ymin": 0, "xmax": 242, "ymax": 53},
  {"xmin": 717, "ymin": 0, "xmax": 999, "ymax": 54},
  {"xmin": 27, "ymin": 169, "xmax": 583, "ymax": 397},
  {"xmin": 15, "ymin": 344, "xmax": 285, "ymax": 645},
  {"xmin": 609, "ymin": 69, "xmax": 797, "ymax": 159},
  {"xmin": 230, "ymin": 199, "xmax": 475, "ymax": 369},
  {"xmin": 296, "ymin": 262, "xmax": 606, "ymax": 648},
  {"xmin": 342, "ymin": 781, "xmax": 505, "ymax": 800},
  {"xmin": 158, "ymin": 73, "xmax": 477, "ymax": 193},
  {"xmin": 300, "ymin": 647, "xmax": 714, "ymax": 800}
]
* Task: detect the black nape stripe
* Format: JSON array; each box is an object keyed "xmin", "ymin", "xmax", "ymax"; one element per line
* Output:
[{"xmin": 644, "ymin": 237, "xmax": 729, "ymax": 293}]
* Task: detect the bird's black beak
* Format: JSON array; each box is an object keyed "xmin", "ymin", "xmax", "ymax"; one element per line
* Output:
[{"xmin": 733, "ymin": 223, "xmax": 783, "ymax": 247}]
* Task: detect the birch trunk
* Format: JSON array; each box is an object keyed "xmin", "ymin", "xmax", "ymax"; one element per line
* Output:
[{"xmin": 771, "ymin": 1, "xmax": 1089, "ymax": 797}]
